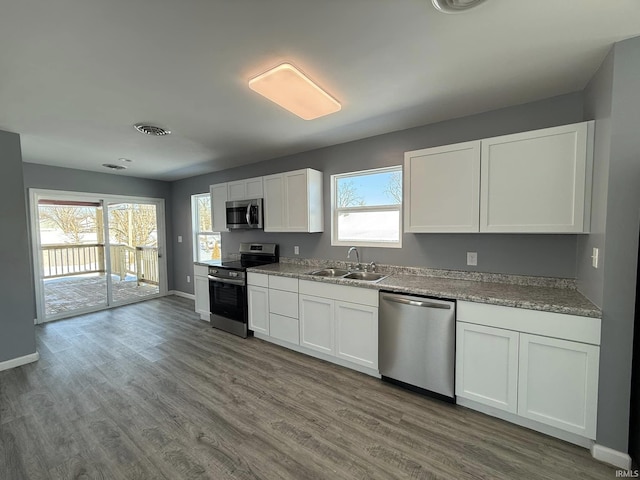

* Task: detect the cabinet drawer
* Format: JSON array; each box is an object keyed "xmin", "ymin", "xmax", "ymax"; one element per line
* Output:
[
  {"xmin": 247, "ymin": 272, "xmax": 269, "ymax": 287},
  {"xmin": 194, "ymin": 264, "xmax": 209, "ymax": 277},
  {"xmin": 299, "ymin": 280, "xmax": 378, "ymax": 307},
  {"xmin": 269, "ymin": 289, "xmax": 298, "ymax": 318},
  {"xmin": 269, "ymin": 275, "xmax": 298, "ymax": 292},
  {"xmin": 270, "ymin": 313, "xmax": 299, "ymax": 344},
  {"xmin": 457, "ymin": 301, "xmax": 601, "ymax": 345}
]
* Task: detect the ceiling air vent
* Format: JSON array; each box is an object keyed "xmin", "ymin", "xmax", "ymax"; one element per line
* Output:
[
  {"xmin": 133, "ymin": 123, "xmax": 171, "ymax": 136},
  {"xmin": 102, "ymin": 163, "xmax": 127, "ymax": 170},
  {"xmin": 432, "ymin": 0, "xmax": 486, "ymax": 13}
]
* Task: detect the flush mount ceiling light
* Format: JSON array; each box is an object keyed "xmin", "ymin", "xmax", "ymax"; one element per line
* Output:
[
  {"xmin": 432, "ymin": 0, "xmax": 487, "ymax": 13},
  {"xmin": 133, "ymin": 123, "xmax": 171, "ymax": 136},
  {"xmin": 102, "ymin": 163, "xmax": 127, "ymax": 170},
  {"xmin": 248, "ymin": 63, "xmax": 341, "ymax": 120}
]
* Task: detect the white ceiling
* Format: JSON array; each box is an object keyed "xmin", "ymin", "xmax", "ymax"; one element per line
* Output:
[{"xmin": 1, "ymin": 0, "xmax": 639, "ymax": 181}]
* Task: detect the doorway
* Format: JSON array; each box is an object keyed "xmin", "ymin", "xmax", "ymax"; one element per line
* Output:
[{"xmin": 30, "ymin": 190, "xmax": 167, "ymax": 322}]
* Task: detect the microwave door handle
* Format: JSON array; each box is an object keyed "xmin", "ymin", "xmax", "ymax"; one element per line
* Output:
[{"xmin": 245, "ymin": 205, "xmax": 253, "ymax": 227}]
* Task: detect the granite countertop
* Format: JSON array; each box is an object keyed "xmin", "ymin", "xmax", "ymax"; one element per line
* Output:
[{"xmin": 247, "ymin": 263, "xmax": 601, "ymax": 318}]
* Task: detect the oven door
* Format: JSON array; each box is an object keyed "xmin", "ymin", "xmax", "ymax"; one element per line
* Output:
[{"xmin": 208, "ymin": 275, "xmax": 248, "ymax": 338}]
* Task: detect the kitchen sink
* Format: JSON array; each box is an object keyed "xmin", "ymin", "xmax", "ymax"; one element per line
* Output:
[
  {"xmin": 342, "ymin": 272, "xmax": 388, "ymax": 282},
  {"xmin": 307, "ymin": 268, "xmax": 350, "ymax": 277}
]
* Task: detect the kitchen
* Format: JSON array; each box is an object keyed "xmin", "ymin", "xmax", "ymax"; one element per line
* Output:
[{"xmin": 1, "ymin": 1, "xmax": 640, "ymax": 478}]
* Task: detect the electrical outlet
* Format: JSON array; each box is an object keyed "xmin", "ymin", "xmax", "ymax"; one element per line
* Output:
[
  {"xmin": 592, "ymin": 247, "xmax": 599, "ymax": 268},
  {"xmin": 178, "ymin": 235, "xmax": 183, "ymax": 243},
  {"xmin": 467, "ymin": 252, "xmax": 478, "ymax": 266},
  {"xmin": 186, "ymin": 275, "xmax": 191, "ymax": 283},
  {"xmin": 294, "ymin": 246, "xmax": 300, "ymax": 255}
]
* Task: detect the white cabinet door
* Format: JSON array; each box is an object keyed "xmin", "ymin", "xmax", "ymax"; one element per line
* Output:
[
  {"xmin": 263, "ymin": 174, "xmax": 285, "ymax": 232},
  {"xmin": 227, "ymin": 180, "xmax": 246, "ymax": 201},
  {"xmin": 210, "ymin": 183, "xmax": 228, "ymax": 232},
  {"xmin": 227, "ymin": 177, "xmax": 264, "ymax": 200},
  {"xmin": 299, "ymin": 294, "xmax": 334, "ymax": 355},
  {"xmin": 480, "ymin": 122, "xmax": 590, "ymax": 233},
  {"xmin": 456, "ymin": 322, "xmax": 519, "ymax": 413},
  {"xmin": 194, "ymin": 275, "xmax": 210, "ymax": 318},
  {"xmin": 335, "ymin": 301, "xmax": 378, "ymax": 369},
  {"xmin": 245, "ymin": 177, "xmax": 264, "ymax": 198},
  {"xmin": 284, "ymin": 170, "xmax": 309, "ymax": 232},
  {"xmin": 404, "ymin": 141, "xmax": 481, "ymax": 233},
  {"xmin": 248, "ymin": 285, "xmax": 269, "ymax": 335},
  {"xmin": 518, "ymin": 334, "xmax": 599, "ymax": 439}
]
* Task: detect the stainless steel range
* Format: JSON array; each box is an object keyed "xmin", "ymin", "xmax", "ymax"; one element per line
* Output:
[{"xmin": 208, "ymin": 243, "xmax": 278, "ymax": 338}]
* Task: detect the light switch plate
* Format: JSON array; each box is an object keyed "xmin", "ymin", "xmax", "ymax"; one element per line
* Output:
[
  {"xmin": 178, "ymin": 235, "xmax": 183, "ymax": 243},
  {"xmin": 294, "ymin": 246, "xmax": 300, "ymax": 255},
  {"xmin": 186, "ymin": 275, "xmax": 191, "ymax": 283},
  {"xmin": 467, "ymin": 252, "xmax": 478, "ymax": 266},
  {"xmin": 592, "ymin": 247, "xmax": 599, "ymax": 268}
]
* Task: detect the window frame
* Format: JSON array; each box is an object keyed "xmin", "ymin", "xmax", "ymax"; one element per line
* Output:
[
  {"xmin": 330, "ymin": 165, "xmax": 403, "ymax": 249},
  {"xmin": 191, "ymin": 193, "xmax": 221, "ymax": 262}
]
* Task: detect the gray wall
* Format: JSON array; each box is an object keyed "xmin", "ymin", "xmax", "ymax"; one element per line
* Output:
[
  {"xmin": 172, "ymin": 92, "xmax": 584, "ymax": 294},
  {"xmin": 0, "ymin": 131, "xmax": 36, "ymax": 362},
  {"xmin": 578, "ymin": 50, "xmax": 614, "ymax": 308},
  {"xmin": 23, "ymin": 163, "xmax": 175, "ymax": 290},
  {"xmin": 589, "ymin": 36, "xmax": 640, "ymax": 453}
]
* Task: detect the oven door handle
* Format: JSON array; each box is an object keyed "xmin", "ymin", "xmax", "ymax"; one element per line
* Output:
[{"xmin": 208, "ymin": 275, "xmax": 245, "ymax": 286}]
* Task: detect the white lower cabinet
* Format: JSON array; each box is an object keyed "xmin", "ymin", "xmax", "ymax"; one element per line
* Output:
[
  {"xmin": 518, "ymin": 333, "xmax": 599, "ymax": 439},
  {"xmin": 335, "ymin": 301, "xmax": 378, "ymax": 369},
  {"xmin": 456, "ymin": 322, "xmax": 518, "ymax": 413},
  {"xmin": 299, "ymin": 294, "xmax": 335, "ymax": 355},
  {"xmin": 249, "ymin": 275, "xmax": 379, "ymax": 375},
  {"xmin": 194, "ymin": 265, "xmax": 210, "ymax": 321},
  {"xmin": 247, "ymin": 285, "xmax": 269, "ymax": 335},
  {"xmin": 269, "ymin": 313, "xmax": 299, "ymax": 344},
  {"xmin": 455, "ymin": 301, "xmax": 601, "ymax": 442}
]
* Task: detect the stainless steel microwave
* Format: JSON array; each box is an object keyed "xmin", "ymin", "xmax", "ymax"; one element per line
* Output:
[{"xmin": 225, "ymin": 198, "xmax": 263, "ymax": 229}]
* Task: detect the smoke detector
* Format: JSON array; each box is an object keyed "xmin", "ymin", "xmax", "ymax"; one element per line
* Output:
[
  {"xmin": 103, "ymin": 163, "xmax": 127, "ymax": 171},
  {"xmin": 133, "ymin": 123, "xmax": 171, "ymax": 136},
  {"xmin": 432, "ymin": 0, "xmax": 486, "ymax": 13}
]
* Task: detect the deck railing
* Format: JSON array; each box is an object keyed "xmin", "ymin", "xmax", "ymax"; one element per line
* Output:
[
  {"xmin": 42, "ymin": 243, "xmax": 159, "ymax": 285},
  {"xmin": 42, "ymin": 244, "xmax": 105, "ymax": 278}
]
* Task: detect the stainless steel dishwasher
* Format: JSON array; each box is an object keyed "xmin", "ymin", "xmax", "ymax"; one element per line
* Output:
[{"xmin": 379, "ymin": 291, "xmax": 455, "ymax": 401}]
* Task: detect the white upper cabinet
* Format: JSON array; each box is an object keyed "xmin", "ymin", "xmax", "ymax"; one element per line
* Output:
[
  {"xmin": 210, "ymin": 183, "xmax": 228, "ymax": 232},
  {"xmin": 404, "ymin": 141, "xmax": 481, "ymax": 233},
  {"xmin": 480, "ymin": 122, "xmax": 593, "ymax": 233},
  {"xmin": 227, "ymin": 177, "xmax": 264, "ymax": 201},
  {"xmin": 264, "ymin": 168, "xmax": 323, "ymax": 233},
  {"xmin": 403, "ymin": 121, "xmax": 593, "ymax": 234}
]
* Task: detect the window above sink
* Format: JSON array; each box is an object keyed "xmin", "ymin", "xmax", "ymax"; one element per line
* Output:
[{"xmin": 330, "ymin": 166, "xmax": 403, "ymax": 249}]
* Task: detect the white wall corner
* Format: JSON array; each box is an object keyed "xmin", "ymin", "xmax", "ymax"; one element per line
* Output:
[
  {"xmin": 0, "ymin": 351, "xmax": 40, "ymax": 372},
  {"xmin": 169, "ymin": 290, "xmax": 195, "ymax": 300},
  {"xmin": 591, "ymin": 443, "xmax": 632, "ymax": 470}
]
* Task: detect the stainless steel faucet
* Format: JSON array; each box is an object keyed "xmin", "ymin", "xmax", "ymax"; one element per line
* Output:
[{"xmin": 347, "ymin": 246, "xmax": 360, "ymax": 270}]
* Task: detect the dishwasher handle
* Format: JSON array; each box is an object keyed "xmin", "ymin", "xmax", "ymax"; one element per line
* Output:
[{"xmin": 381, "ymin": 294, "xmax": 451, "ymax": 309}]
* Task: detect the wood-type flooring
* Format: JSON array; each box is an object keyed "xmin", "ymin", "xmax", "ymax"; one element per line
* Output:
[{"xmin": 0, "ymin": 296, "xmax": 615, "ymax": 479}]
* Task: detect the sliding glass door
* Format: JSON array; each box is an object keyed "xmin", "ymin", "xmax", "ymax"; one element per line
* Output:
[
  {"xmin": 31, "ymin": 190, "xmax": 167, "ymax": 323},
  {"xmin": 37, "ymin": 198, "xmax": 108, "ymax": 318},
  {"xmin": 108, "ymin": 201, "xmax": 160, "ymax": 304}
]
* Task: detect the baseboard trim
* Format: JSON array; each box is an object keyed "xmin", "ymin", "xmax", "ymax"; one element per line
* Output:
[
  {"xmin": 0, "ymin": 351, "xmax": 40, "ymax": 372},
  {"xmin": 591, "ymin": 444, "xmax": 632, "ymax": 470},
  {"xmin": 169, "ymin": 290, "xmax": 195, "ymax": 300}
]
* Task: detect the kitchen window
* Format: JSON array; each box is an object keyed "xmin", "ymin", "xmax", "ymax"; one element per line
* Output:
[
  {"xmin": 191, "ymin": 193, "xmax": 222, "ymax": 262},
  {"xmin": 331, "ymin": 166, "xmax": 402, "ymax": 248}
]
